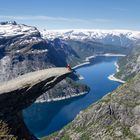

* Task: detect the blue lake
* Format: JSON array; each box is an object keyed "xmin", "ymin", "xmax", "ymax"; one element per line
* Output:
[{"xmin": 23, "ymin": 56, "xmax": 121, "ymax": 138}]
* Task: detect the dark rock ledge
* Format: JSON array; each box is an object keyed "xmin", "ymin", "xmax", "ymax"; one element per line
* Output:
[{"xmin": 0, "ymin": 68, "xmax": 72, "ymax": 140}]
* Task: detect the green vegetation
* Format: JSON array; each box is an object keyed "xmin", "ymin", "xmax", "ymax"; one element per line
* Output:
[
  {"xmin": 61, "ymin": 135, "xmax": 71, "ymax": 140},
  {"xmin": 80, "ymin": 133, "xmax": 90, "ymax": 140}
]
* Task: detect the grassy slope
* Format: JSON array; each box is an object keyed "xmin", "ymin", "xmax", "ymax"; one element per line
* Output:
[{"xmin": 42, "ymin": 73, "xmax": 140, "ymax": 140}]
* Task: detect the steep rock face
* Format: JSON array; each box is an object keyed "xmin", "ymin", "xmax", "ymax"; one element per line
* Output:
[
  {"xmin": 0, "ymin": 21, "xmax": 51, "ymax": 81},
  {"xmin": 43, "ymin": 73, "xmax": 140, "ymax": 140},
  {"xmin": 0, "ymin": 22, "xmax": 87, "ymax": 102},
  {"xmin": 0, "ymin": 68, "xmax": 71, "ymax": 140},
  {"xmin": 115, "ymin": 45, "xmax": 140, "ymax": 81}
]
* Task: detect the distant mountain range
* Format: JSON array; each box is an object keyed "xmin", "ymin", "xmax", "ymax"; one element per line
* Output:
[
  {"xmin": 1, "ymin": 21, "xmax": 140, "ymax": 48},
  {"xmin": 42, "ymin": 29, "xmax": 140, "ymax": 47}
]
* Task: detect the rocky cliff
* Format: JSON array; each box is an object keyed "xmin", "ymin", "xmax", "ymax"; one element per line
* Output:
[
  {"xmin": 115, "ymin": 45, "xmax": 140, "ymax": 81},
  {"xmin": 0, "ymin": 21, "xmax": 88, "ymax": 102},
  {"xmin": 42, "ymin": 72, "xmax": 140, "ymax": 140},
  {"xmin": 0, "ymin": 68, "xmax": 71, "ymax": 140}
]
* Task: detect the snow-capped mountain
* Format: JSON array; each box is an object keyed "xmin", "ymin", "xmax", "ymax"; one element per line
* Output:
[
  {"xmin": 41, "ymin": 29, "xmax": 140, "ymax": 47},
  {"xmin": 0, "ymin": 21, "xmax": 40, "ymax": 38},
  {"xmin": 0, "ymin": 21, "xmax": 49, "ymax": 81},
  {"xmin": 0, "ymin": 21, "xmax": 44, "ymax": 55}
]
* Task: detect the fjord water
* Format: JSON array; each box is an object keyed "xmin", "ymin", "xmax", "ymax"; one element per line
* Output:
[{"xmin": 23, "ymin": 56, "xmax": 121, "ymax": 138}]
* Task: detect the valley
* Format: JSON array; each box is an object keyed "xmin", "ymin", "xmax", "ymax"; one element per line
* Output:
[
  {"xmin": 0, "ymin": 21, "xmax": 140, "ymax": 140},
  {"xmin": 23, "ymin": 56, "xmax": 121, "ymax": 138}
]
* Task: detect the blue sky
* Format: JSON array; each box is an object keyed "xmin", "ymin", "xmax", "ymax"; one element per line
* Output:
[{"xmin": 0, "ymin": 0, "xmax": 140, "ymax": 30}]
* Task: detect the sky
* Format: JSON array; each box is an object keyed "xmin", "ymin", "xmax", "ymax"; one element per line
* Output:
[{"xmin": 0, "ymin": 0, "xmax": 140, "ymax": 30}]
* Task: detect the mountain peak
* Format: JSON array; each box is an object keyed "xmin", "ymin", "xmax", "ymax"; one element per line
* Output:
[
  {"xmin": 0, "ymin": 21, "xmax": 40, "ymax": 38},
  {"xmin": 0, "ymin": 21, "xmax": 17, "ymax": 25}
]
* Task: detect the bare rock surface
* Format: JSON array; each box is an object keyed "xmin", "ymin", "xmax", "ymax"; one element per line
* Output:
[{"xmin": 0, "ymin": 68, "xmax": 71, "ymax": 140}]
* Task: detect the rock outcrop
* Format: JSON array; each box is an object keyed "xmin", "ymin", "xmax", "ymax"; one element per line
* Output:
[
  {"xmin": 0, "ymin": 68, "xmax": 72, "ymax": 140},
  {"xmin": 0, "ymin": 21, "xmax": 88, "ymax": 102}
]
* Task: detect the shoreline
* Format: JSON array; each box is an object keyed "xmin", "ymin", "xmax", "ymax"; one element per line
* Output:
[
  {"xmin": 114, "ymin": 62, "xmax": 119, "ymax": 72},
  {"xmin": 72, "ymin": 55, "xmax": 96, "ymax": 69},
  {"xmin": 72, "ymin": 53, "xmax": 126, "ymax": 84},
  {"xmin": 98, "ymin": 53, "xmax": 126, "ymax": 57},
  {"xmin": 108, "ymin": 61, "xmax": 125, "ymax": 83},
  {"xmin": 78, "ymin": 75, "xmax": 84, "ymax": 80},
  {"xmin": 108, "ymin": 74, "xmax": 125, "ymax": 83},
  {"xmin": 72, "ymin": 53, "xmax": 126, "ymax": 69},
  {"xmin": 73, "ymin": 53, "xmax": 126, "ymax": 84},
  {"xmin": 36, "ymin": 92, "xmax": 88, "ymax": 103}
]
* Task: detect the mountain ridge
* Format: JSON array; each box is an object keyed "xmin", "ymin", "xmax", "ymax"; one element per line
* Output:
[{"xmin": 42, "ymin": 29, "xmax": 140, "ymax": 47}]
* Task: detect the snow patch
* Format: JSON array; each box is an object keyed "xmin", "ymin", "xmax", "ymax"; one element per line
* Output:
[{"xmin": 41, "ymin": 29, "xmax": 140, "ymax": 47}]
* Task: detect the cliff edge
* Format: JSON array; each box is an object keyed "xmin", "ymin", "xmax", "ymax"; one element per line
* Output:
[{"xmin": 0, "ymin": 68, "xmax": 72, "ymax": 140}]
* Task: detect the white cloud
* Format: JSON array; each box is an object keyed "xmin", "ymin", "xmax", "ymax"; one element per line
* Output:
[{"xmin": 0, "ymin": 15, "xmax": 112, "ymax": 24}]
